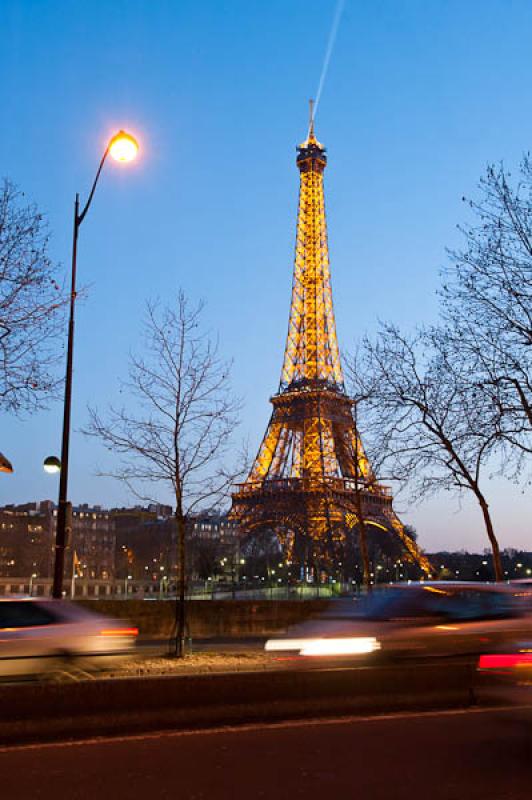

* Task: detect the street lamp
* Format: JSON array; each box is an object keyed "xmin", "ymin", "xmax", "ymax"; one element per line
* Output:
[
  {"xmin": 108, "ymin": 131, "xmax": 138, "ymax": 163},
  {"xmin": 43, "ymin": 456, "xmax": 61, "ymax": 474},
  {"xmin": 52, "ymin": 130, "xmax": 139, "ymax": 600}
]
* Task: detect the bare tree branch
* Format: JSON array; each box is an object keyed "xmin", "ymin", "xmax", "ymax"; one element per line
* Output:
[
  {"xmin": 0, "ymin": 178, "xmax": 65, "ymax": 414},
  {"xmin": 441, "ymin": 159, "xmax": 532, "ymax": 460},
  {"xmin": 346, "ymin": 324, "xmax": 504, "ymax": 580}
]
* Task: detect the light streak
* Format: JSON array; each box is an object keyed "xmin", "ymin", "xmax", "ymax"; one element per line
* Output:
[
  {"xmin": 265, "ymin": 636, "xmax": 380, "ymax": 656},
  {"xmin": 313, "ymin": 0, "xmax": 347, "ymax": 123},
  {"xmin": 299, "ymin": 637, "xmax": 380, "ymax": 656}
]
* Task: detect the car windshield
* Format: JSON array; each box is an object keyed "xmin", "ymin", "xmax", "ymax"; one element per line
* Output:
[
  {"xmin": 356, "ymin": 589, "xmax": 444, "ymax": 620},
  {"xmin": 0, "ymin": 601, "xmax": 56, "ymax": 629}
]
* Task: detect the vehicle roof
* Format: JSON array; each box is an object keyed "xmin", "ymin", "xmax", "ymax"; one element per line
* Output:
[
  {"xmin": 0, "ymin": 595, "xmax": 38, "ymax": 601},
  {"xmin": 0, "ymin": 596, "xmax": 83, "ymax": 602},
  {"xmin": 0, "ymin": 597, "xmax": 100, "ymax": 618},
  {"xmin": 381, "ymin": 581, "xmax": 514, "ymax": 593}
]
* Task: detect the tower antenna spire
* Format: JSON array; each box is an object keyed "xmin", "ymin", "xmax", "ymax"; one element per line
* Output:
[{"xmin": 308, "ymin": 98, "xmax": 315, "ymax": 139}]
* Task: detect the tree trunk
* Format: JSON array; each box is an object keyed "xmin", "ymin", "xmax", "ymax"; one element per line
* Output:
[
  {"xmin": 354, "ymin": 491, "xmax": 372, "ymax": 593},
  {"xmin": 476, "ymin": 493, "xmax": 503, "ymax": 582},
  {"xmin": 353, "ymin": 405, "xmax": 372, "ymax": 593},
  {"xmin": 174, "ymin": 506, "xmax": 187, "ymax": 657}
]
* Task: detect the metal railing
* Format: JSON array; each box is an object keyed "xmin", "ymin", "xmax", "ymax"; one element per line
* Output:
[{"xmin": 234, "ymin": 476, "xmax": 392, "ymax": 498}]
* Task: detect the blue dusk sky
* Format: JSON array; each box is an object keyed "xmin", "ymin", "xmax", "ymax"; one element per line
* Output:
[{"xmin": 1, "ymin": 0, "xmax": 530, "ymax": 552}]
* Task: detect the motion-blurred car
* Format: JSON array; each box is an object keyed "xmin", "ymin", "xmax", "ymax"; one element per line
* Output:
[
  {"xmin": 510, "ymin": 579, "xmax": 532, "ymax": 610},
  {"xmin": 265, "ymin": 582, "xmax": 532, "ymax": 661},
  {"xmin": 0, "ymin": 598, "xmax": 137, "ymax": 678},
  {"xmin": 477, "ymin": 640, "xmax": 532, "ymax": 708}
]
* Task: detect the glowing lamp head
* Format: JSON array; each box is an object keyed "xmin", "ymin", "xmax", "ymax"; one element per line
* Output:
[
  {"xmin": 108, "ymin": 130, "xmax": 138, "ymax": 163},
  {"xmin": 43, "ymin": 456, "xmax": 61, "ymax": 474}
]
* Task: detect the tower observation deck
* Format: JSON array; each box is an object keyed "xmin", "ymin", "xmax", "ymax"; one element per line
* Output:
[{"xmin": 230, "ymin": 114, "xmax": 432, "ymax": 575}]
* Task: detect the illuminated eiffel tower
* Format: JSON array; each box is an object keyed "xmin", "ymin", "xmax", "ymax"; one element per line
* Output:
[{"xmin": 231, "ymin": 110, "xmax": 431, "ymax": 575}]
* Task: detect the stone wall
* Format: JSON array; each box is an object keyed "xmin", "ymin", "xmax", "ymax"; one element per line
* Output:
[{"xmin": 78, "ymin": 599, "xmax": 330, "ymax": 638}]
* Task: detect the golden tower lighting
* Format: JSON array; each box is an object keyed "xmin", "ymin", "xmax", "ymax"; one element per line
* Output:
[{"xmin": 231, "ymin": 109, "xmax": 432, "ymax": 576}]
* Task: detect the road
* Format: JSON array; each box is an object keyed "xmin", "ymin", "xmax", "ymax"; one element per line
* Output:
[{"xmin": 1, "ymin": 705, "xmax": 531, "ymax": 800}]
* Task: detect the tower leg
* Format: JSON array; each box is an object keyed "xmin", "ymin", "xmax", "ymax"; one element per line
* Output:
[{"xmin": 383, "ymin": 510, "xmax": 434, "ymax": 576}]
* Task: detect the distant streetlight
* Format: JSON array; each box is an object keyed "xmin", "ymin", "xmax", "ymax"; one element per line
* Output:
[
  {"xmin": 43, "ymin": 456, "xmax": 61, "ymax": 474},
  {"xmin": 52, "ymin": 129, "xmax": 139, "ymax": 600}
]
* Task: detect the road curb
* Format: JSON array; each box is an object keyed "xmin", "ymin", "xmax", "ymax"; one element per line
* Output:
[{"xmin": 0, "ymin": 661, "xmax": 478, "ymax": 747}]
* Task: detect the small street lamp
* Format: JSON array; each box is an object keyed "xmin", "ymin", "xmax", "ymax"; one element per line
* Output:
[
  {"xmin": 52, "ymin": 130, "xmax": 139, "ymax": 600},
  {"xmin": 43, "ymin": 456, "xmax": 61, "ymax": 474}
]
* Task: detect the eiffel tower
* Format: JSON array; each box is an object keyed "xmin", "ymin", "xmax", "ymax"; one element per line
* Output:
[{"xmin": 231, "ymin": 109, "xmax": 432, "ymax": 576}]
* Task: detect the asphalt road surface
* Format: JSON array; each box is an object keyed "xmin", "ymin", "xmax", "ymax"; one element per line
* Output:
[{"xmin": 0, "ymin": 705, "xmax": 531, "ymax": 800}]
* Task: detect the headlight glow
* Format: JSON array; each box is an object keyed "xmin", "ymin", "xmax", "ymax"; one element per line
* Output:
[
  {"xmin": 265, "ymin": 636, "xmax": 380, "ymax": 656},
  {"xmin": 265, "ymin": 638, "xmax": 315, "ymax": 652},
  {"xmin": 298, "ymin": 637, "xmax": 380, "ymax": 656}
]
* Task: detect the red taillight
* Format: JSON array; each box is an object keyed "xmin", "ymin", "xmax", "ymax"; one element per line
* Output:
[
  {"xmin": 479, "ymin": 653, "xmax": 532, "ymax": 669},
  {"xmin": 100, "ymin": 627, "xmax": 138, "ymax": 637}
]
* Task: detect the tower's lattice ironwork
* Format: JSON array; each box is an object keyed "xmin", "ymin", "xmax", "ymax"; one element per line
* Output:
[{"xmin": 231, "ymin": 116, "xmax": 432, "ymax": 574}]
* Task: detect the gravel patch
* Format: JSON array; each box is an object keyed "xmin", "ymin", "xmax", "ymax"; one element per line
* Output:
[{"xmin": 105, "ymin": 651, "xmax": 277, "ymax": 679}]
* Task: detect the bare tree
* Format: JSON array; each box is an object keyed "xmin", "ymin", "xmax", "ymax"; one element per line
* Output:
[
  {"xmin": 85, "ymin": 292, "xmax": 241, "ymax": 656},
  {"xmin": 347, "ymin": 324, "xmax": 504, "ymax": 581},
  {"xmin": 441, "ymin": 159, "xmax": 532, "ymax": 461},
  {"xmin": 352, "ymin": 400, "xmax": 371, "ymax": 592},
  {"xmin": 0, "ymin": 179, "xmax": 63, "ymax": 414}
]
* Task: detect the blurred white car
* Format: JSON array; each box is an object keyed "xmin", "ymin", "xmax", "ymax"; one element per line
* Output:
[
  {"xmin": 0, "ymin": 598, "xmax": 137, "ymax": 678},
  {"xmin": 266, "ymin": 582, "xmax": 532, "ymax": 661}
]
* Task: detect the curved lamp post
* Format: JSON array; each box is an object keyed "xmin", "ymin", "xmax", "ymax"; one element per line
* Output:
[{"xmin": 52, "ymin": 131, "xmax": 139, "ymax": 599}]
